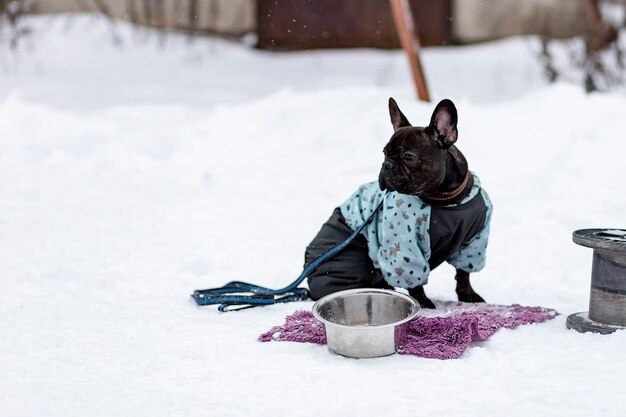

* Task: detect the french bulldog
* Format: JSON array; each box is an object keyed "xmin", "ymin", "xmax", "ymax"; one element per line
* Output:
[{"xmin": 305, "ymin": 98, "xmax": 492, "ymax": 309}]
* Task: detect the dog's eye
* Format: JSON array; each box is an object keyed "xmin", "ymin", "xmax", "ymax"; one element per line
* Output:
[{"xmin": 403, "ymin": 153, "xmax": 416, "ymax": 162}]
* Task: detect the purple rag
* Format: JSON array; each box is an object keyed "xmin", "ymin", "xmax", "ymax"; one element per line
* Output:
[{"xmin": 258, "ymin": 301, "xmax": 558, "ymax": 359}]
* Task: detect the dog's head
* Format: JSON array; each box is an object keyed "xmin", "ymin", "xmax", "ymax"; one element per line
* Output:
[{"xmin": 379, "ymin": 98, "xmax": 461, "ymax": 196}]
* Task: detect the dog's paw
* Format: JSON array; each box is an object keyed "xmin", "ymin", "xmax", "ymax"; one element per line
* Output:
[
  {"xmin": 409, "ymin": 287, "xmax": 437, "ymax": 309},
  {"xmin": 417, "ymin": 297, "xmax": 437, "ymax": 309},
  {"xmin": 456, "ymin": 291, "xmax": 486, "ymax": 303}
]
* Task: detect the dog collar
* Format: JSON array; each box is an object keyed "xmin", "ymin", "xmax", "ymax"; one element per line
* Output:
[{"xmin": 423, "ymin": 170, "xmax": 471, "ymax": 202}]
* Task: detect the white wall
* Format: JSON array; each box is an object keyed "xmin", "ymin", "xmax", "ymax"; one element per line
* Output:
[{"xmin": 29, "ymin": 0, "xmax": 256, "ymax": 35}]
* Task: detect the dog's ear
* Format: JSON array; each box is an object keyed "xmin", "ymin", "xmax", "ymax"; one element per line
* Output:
[
  {"xmin": 428, "ymin": 99, "xmax": 458, "ymax": 147},
  {"xmin": 389, "ymin": 97, "xmax": 412, "ymax": 132}
]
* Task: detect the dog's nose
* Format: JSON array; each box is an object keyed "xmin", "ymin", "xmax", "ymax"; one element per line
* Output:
[{"xmin": 383, "ymin": 160, "xmax": 394, "ymax": 171}]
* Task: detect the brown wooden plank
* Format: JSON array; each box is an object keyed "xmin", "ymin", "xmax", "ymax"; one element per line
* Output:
[
  {"xmin": 389, "ymin": 0, "xmax": 430, "ymax": 101},
  {"xmin": 256, "ymin": 0, "xmax": 452, "ymax": 51}
]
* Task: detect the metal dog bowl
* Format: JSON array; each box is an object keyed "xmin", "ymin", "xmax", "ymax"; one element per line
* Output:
[{"xmin": 312, "ymin": 288, "xmax": 420, "ymax": 358}]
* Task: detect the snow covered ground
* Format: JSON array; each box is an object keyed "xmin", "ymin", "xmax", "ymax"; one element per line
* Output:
[{"xmin": 1, "ymin": 15, "xmax": 625, "ymax": 417}]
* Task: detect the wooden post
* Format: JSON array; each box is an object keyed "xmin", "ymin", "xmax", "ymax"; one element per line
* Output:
[{"xmin": 389, "ymin": 0, "xmax": 430, "ymax": 102}]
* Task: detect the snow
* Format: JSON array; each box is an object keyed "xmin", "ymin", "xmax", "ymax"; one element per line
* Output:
[{"xmin": 1, "ymin": 14, "xmax": 625, "ymax": 417}]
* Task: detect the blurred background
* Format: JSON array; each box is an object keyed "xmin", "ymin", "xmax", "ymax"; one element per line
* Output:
[{"xmin": 1, "ymin": 0, "xmax": 625, "ymax": 92}]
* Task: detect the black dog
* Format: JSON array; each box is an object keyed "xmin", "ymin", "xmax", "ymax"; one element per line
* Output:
[{"xmin": 304, "ymin": 98, "xmax": 492, "ymax": 309}]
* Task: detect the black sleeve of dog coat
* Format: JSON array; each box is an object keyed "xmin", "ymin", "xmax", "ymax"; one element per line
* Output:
[{"xmin": 428, "ymin": 192, "xmax": 488, "ymax": 271}]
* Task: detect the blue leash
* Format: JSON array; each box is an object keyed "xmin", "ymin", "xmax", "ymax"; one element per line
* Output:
[{"xmin": 191, "ymin": 199, "xmax": 385, "ymax": 312}]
